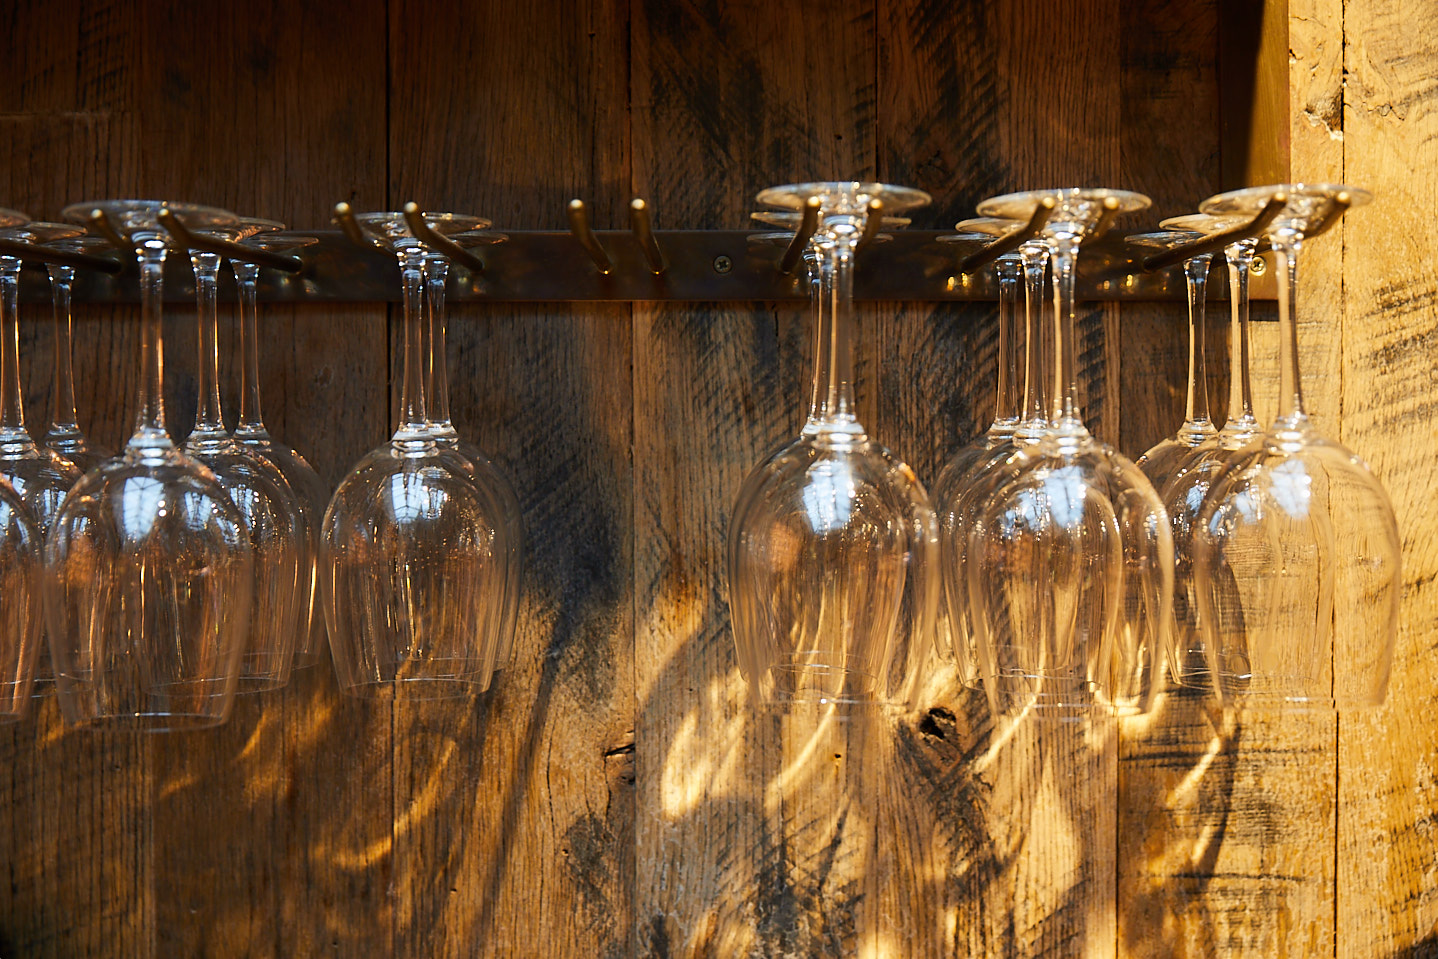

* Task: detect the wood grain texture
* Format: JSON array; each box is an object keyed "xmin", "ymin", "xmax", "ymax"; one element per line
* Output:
[
  {"xmin": 1338, "ymin": 0, "xmax": 1438, "ymax": 954},
  {"xmin": 631, "ymin": 2, "xmax": 885, "ymax": 953},
  {"xmin": 2, "ymin": 2, "xmax": 1430, "ymax": 957},
  {"xmin": 388, "ymin": 1, "xmax": 635, "ymax": 956}
]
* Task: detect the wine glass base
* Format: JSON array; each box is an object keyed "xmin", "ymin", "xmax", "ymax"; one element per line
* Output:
[
  {"xmin": 67, "ymin": 712, "xmax": 231, "ymax": 733},
  {"xmin": 340, "ymin": 674, "xmax": 492, "ymax": 702}
]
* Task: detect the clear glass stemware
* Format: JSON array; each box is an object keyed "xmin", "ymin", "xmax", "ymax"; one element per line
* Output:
[
  {"xmin": 727, "ymin": 181, "xmax": 939, "ymax": 708},
  {"xmin": 964, "ymin": 188, "xmax": 1172, "ymax": 715},
  {"xmin": 0, "ymin": 224, "xmax": 87, "ymax": 694},
  {"xmin": 47, "ymin": 199, "xmax": 252, "ymax": 729},
  {"xmin": 183, "ymin": 237, "xmax": 303, "ymax": 692},
  {"xmin": 421, "ymin": 248, "xmax": 524, "ymax": 676},
  {"xmin": 0, "ymin": 214, "xmax": 46, "ymax": 719},
  {"xmin": 230, "ymin": 232, "xmax": 330, "ymax": 669},
  {"xmin": 1192, "ymin": 184, "xmax": 1400, "ymax": 708},
  {"xmin": 321, "ymin": 211, "xmax": 510, "ymax": 698},
  {"xmin": 932, "ymin": 248, "xmax": 1022, "ymax": 685},
  {"xmin": 1151, "ymin": 212, "xmax": 1265, "ymax": 688}
]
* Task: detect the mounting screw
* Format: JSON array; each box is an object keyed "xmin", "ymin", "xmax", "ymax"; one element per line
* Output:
[
  {"xmin": 713, "ymin": 255, "xmax": 733, "ymax": 274},
  {"xmin": 1251, "ymin": 256, "xmax": 1267, "ymax": 276}
]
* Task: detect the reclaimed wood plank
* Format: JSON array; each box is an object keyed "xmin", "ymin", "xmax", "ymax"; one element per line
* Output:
[
  {"xmin": 0, "ymin": 5, "xmax": 153, "ymax": 955},
  {"xmin": 1337, "ymin": 0, "xmax": 1438, "ymax": 953},
  {"xmin": 388, "ymin": 1, "xmax": 635, "ymax": 955},
  {"xmin": 879, "ymin": 1, "xmax": 1127, "ymax": 955},
  {"xmin": 632, "ymin": 1, "xmax": 893, "ymax": 954},
  {"xmin": 127, "ymin": 3, "xmax": 394, "ymax": 956}
]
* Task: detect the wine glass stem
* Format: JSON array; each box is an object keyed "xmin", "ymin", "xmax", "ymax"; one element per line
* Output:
[
  {"xmin": 192, "ymin": 253, "xmax": 225, "ymax": 435},
  {"xmin": 0, "ymin": 258, "xmax": 26, "ymax": 435},
  {"xmin": 1049, "ymin": 234, "xmax": 1081, "ymax": 427},
  {"xmin": 48, "ymin": 265, "xmax": 80, "ymax": 434},
  {"xmin": 1019, "ymin": 242, "xmax": 1048, "ymax": 429},
  {"xmin": 1273, "ymin": 232, "xmax": 1307, "ymax": 424},
  {"xmin": 803, "ymin": 248, "xmax": 828, "ymax": 423},
  {"xmin": 821, "ymin": 238, "xmax": 858, "ymax": 428},
  {"xmin": 1183, "ymin": 255, "xmax": 1212, "ymax": 431},
  {"xmin": 1224, "ymin": 243, "xmax": 1255, "ymax": 424},
  {"xmin": 995, "ymin": 256, "xmax": 1021, "ymax": 425},
  {"xmin": 424, "ymin": 255, "xmax": 452, "ymax": 427},
  {"xmin": 234, "ymin": 261, "xmax": 264, "ymax": 432},
  {"xmin": 397, "ymin": 247, "xmax": 427, "ymax": 435},
  {"xmin": 132, "ymin": 238, "xmax": 170, "ymax": 446}
]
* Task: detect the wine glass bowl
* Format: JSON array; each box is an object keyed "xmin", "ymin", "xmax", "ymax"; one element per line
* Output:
[{"xmin": 728, "ymin": 181, "xmax": 939, "ymax": 709}]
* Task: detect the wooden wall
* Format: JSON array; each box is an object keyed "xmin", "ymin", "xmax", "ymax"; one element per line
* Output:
[{"xmin": 1, "ymin": 0, "xmax": 1434, "ymax": 956}]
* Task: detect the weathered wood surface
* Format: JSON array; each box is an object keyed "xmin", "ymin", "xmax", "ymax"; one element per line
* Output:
[
  {"xmin": 0, "ymin": 1, "xmax": 1435, "ymax": 957},
  {"xmin": 1338, "ymin": 0, "xmax": 1438, "ymax": 955}
]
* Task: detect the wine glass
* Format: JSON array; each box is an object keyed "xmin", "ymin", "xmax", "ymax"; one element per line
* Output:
[
  {"xmin": 0, "ymin": 224, "xmax": 87, "ymax": 694},
  {"xmin": 0, "ymin": 210, "xmax": 48, "ymax": 720},
  {"xmin": 1192, "ymin": 184, "xmax": 1400, "ymax": 708},
  {"xmin": 727, "ymin": 181, "xmax": 939, "ymax": 709},
  {"xmin": 230, "ymin": 232, "xmax": 329, "ymax": 669},
  {"xmin": 41, "ymin": 236, "xmax": 119, "ymax": 473},
  {"xmin": 1148, "ymin": 212, "xmax": 1265, "ymax": 688},
  {"xmin": 178, "ymin": 219, "xmax": 303, "ymax": 692},
  {"xmin": 46, "ymin": 199, "xmax": 253, "ymax": 729},
  {"xmin": 932, "ymin": 222, "xmax": 1054, "ymax": 693},
  {"xmin": 964, "ymin": 188, "xmax": 1172, "ymax": 715},
  {"xmin": 421, "ymin": 246, "xmax": 524, "ymax": 675},
  {"xmin": 321, "ymin": 210, "xmax": 511, "ymax": 698}
]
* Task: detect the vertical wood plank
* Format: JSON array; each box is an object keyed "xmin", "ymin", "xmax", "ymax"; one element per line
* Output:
[
  {"xmin": 0, "ymin": 3, "xmax": 153, "ymax": 955},
  {"xmin": 118, "ymin": 2, "xmax": 393, "ymax": 956},
  {"xmin": 1338, "ymin": 0, "xmax": 1438, "ymax": 953},
  {"xmin": 878, "ymin": 1, "xmax": 1126, "ymax": 955},
  {"xmin": 632, "ymin": 1, "xmax": 889, "ymax": 954},
  {"xmin": 388, "ymin": 1, "xmax": 635, "ymax": 955}
]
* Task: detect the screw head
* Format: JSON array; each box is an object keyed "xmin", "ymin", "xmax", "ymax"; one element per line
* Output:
[
  {"xmin": 713, "ymin": 255, "xmax": 733, "ymax": 274},
  {"xmin": 1250, "ymin": 256, "xmax": 1267, "ymax": 276}
]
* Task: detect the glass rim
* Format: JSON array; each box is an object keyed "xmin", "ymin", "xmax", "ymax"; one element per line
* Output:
[
  {"xmin": 1198, "ymin": 182, "xmax": 1374, "ymax": 215},
  {"xmin": 60, "ymin": 200, "xmax": 241, "ymax": 242},
  {"xmin": 0, "ymin": 208, "xmax": 31, "ymax": 229},
  {"xmin": 755, "ymin": 181, "xmax": 933, "ymax": 215},
  {"xmin": 977, "ymin": 187, "xmax": 1152, "ymax": 218}
]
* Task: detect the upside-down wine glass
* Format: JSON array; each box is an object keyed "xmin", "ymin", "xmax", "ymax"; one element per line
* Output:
[
  {"xmin": 180, "ymin": 218, "xmax": 304, "ymax": 691},
  {"xmin": 42, "ymin": 236, "xmax": 117, "ymax": 473},
  {"xmin": 1149, "ymin": 212, "xmax": 1265, "ymax": 687},
  {"xmin": 0, "ymin": 223, "xmax": 86, "ymax": 695},
  {"xmin": 321, "ymin": 210, "xmax": 513, "ymax": 698},
  {"xmin": 46, "ymin": 200, "xmax": 252, "ymax": 729},
  {"xmin": 1193, "ymin": 184, "xmax": 1400, "ymax": 708},
  {"xmin": 231, "ymin": 231, "xmax": 329, "ymax": 669},
  {"xmin": 0, "ymin": 208, "xmax": 46, "ymax": 720},
  {"xmin": 422, "ymin": 247, "xmax": 524, "ymax": 675},
  {"xmin": 727, "ymin": 181, "xmax": 939, "ymax": 709},
  {"xmin": 965, "ymin": 188, "xmax": 1173, "ymax": 715},
  {"xmin": 933, "ymin": 219, "xmax": 1054, "ymax": 695},
  {"xmin": 931, "ymin": 246, "xmax": 1021, "ymax": 685}
]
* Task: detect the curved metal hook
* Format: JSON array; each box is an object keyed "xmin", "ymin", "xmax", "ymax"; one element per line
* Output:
[
  {"xmin": 568, "ymin": 199, "xmax": 614, "ymax": 276},
  {"xmin": 957, "ymin": 197, "xmax": 1055, "ymax": 274},
  {"xmin": 629, "ymin": 198, "xmax": 666, "ymax": 274},
  {"xmin": 402, "ymin": 202, "xmax": 486, "ymax": 273},
  {"xmin": 778, "ymin": 197, "xmax": 822, "ymax": 276}
]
